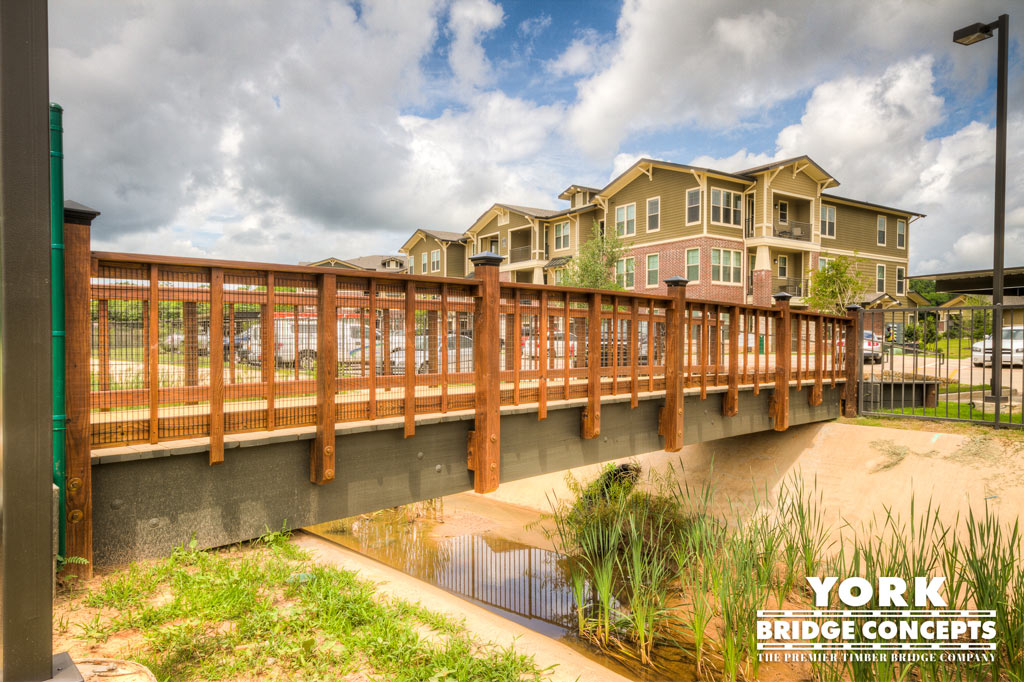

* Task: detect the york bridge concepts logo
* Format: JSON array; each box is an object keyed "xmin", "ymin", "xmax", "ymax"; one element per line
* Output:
[{"xmin": 756, "ymin": 577, "xmax": 997, "ymax": 664}]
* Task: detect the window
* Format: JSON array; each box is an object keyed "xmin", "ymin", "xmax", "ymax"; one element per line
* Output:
[
  {"xmin": 489, "ymin": 237, "xmax": 499, "ymax": 253},
  {"xmin": 777, "ymin": 255, "xmax": 788, "ymax": 278},
  {"xmin": 876, "ymin": 264, "xmax": 885, "ymax": 292},
  {"xmin": 711, "ymin": 188, "xmax": 742, "ymax": 226},
  {"xmin": 615, "ymin": 204, "xmax": 636, "ymax": 236},
  {"xmin": 897, "ymin": 219, "xmax": 906, "ymax": 248},
  {"xmin": 686, "ymin": 248, "xmax": 700, "ymax": 282},
  {"xmin": 778, "ymin": 200, "xmax": 789, "ymax": 224},
  {"xmin": 647, "ymin": 197, "xmax": 660, "ymax": 232},
  {"xmin": 646, "ymin": 253, "xmax": 659, "ymax": 286},
  {"xmin": 712, "ymin": 249, "xmax": 742, "ymax": 283},
  {"xmin": 820, "ymin": 204, "xmax": 836, "ymax": 238},
  {"xmin": 686, "ymin": 188, "xmax": 701, "ymax": 224},
  {"xmin": 554, "ymin": 222, "xmax": 570, "ymax": 250},
  {"xmin": 430, "ymin": 249, "xmax": 440, "ymax": 272},
  {"xmin": 553, "ymin": 269, "xmax": 564, "ymax": 285},
  {"xmin": 896, "ymin": 267, "xmax": 906, "ymax": 295},
  {"xmin": 498, "ymin": 211, "xmax": 509, "ymax": 226},
  {"xmin": 615, "ymin": 257, "xmax": 634, "ymax": 288},
  {"xmin": 877, "ymin": 216, "xmax": 886, "ymax": 245},
  {"xmin": 421, "ymin": 252, "xmax": 428, "ymax": 274},
  {"xmin": 818, "ymin": 256, "xmax": 833, "ymax": 270}
]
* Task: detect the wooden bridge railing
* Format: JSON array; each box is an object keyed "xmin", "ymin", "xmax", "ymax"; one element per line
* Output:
[{"xmin": 63, "ymin": 214, "xmax": 857, "ymax": 572}]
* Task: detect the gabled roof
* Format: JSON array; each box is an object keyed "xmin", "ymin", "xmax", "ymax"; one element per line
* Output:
[
  {"xmin": 496, "ymin": 203, "xmax": 563, "ymax": 219},
  {"xmin": 399, "ymin": 228, "xmax": 468, "ymax": 253},
  {"xmin": 464, "ymin": 202, "xmax": 572, "ymax": 236},
  {"xmin": 862, "ymin": 291, "xmax": 902, "ymax": 308},
  {"xmin": 738, "ymin": 155, "xmax": 836, "ymax": 185},
  {"xmin": 344, "ymin": 254, "xmax": 408, "ymax": 271},
  {"xmin": 597, "ymin": 158, "xmax": 754, "ymax": 200},
  {"xmin": 557, "ymin": 184, "xmax": 601, "ymax": 201},
  {"xmin": 301, "ymin": 256, "xmax": 359, "ymax": 269}
]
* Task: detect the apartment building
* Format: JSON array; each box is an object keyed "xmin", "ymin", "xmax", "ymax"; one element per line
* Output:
[
  {"xmin": 302, "ymin": 255, "xmax": 408, "ymax": 272},
  {"xmin": 400, "ymin": 229, "xmax": 469, "ymax": 277},
  {"xmin": 399, "ymin": 155, "xmax": 923, "ymax": 308}
]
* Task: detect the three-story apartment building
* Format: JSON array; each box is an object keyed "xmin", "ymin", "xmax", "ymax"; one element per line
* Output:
[{"xmin": 399, "ymin": 155, "xmax": 923, "ymax": 308}]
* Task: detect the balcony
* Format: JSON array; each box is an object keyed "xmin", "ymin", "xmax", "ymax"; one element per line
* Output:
[
  {"xmin": 745, "ymin": 214, "xmax": 755, "ymax": 238},
  {"xmin": 774, "ymin": 277, "xmax": 809, "ymax": 297},
  {"xmin": 772, "ymin": 218, "xmax": 813, "ymax": 241},
  {"xmin": 509, "ymin": 245, "xmax": 532, "ymax": 263}
]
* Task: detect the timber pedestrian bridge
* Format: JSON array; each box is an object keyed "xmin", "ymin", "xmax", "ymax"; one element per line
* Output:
[{"xmin": 61, "ymin": 210, "xmax": 856, "ymax": 570}]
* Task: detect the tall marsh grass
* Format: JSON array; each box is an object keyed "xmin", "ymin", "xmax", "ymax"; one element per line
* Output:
[{"xmin": 546, "ymin": 462, "xmax": 1024, "ymax": 681}]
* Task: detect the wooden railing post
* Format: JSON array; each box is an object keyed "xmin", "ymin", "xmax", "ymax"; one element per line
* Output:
[
  {"xmin": 209, "ymin": 268, "xmax": 225, "ymax": 464},
  {"xmin": 468, "ymin": 252, "xmax": 503, "ymax": 493},
  {"xmin": 64, "ymin": 206, "xmax": 98, "ymax": 577},
  {"xmin": 843, "ymin": 304, "xmax": 862, "ymax": 417},
  {"xmin": 311, "ymin": 273, "xmax": 337, "ymax": 484},
  {"xmin": 810, "ymin": 314, "xmax": 824, "ymax": 407},
  {"xmin": 582, "ymin": 292, "xmax": 601, "ymax": 439},
  {"xmin": 723, "ymin": 305, "xmax": 740, "ymax": 416},
  {"xmin": 538, "ymin": 290, "xmax": 548, "ymax": 420},
  {"xmin": 660, "ymin": 277, "xmax": 687, "ymax": 451},
  {"xmin": 404, "ymin": 280, "xmax": 416, "ymax": 437},
  {"xmin": 771, "ymin": 292, "xmax": 793, "ymax": 431}
]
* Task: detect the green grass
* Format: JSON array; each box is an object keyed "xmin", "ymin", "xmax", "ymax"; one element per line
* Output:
[
  {"xmin": 923, "ymin": 336, "xmax": 975, "ymax": 359},
  {"xmin": 68, "ymin": 531, "xmax": 545, "ymax": 682},
  {"xmin": 879, "ymin": 399, "xmax": 1023, "ymax": 424},
  {"xmin": 939, "ymin": 382, "xmax": 990, "ymax": 394}
]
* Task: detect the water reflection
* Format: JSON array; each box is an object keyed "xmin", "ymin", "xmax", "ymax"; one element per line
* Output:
[{"xmin": 310, "ymin": 506, "xmax": 577, "ymax": 637}]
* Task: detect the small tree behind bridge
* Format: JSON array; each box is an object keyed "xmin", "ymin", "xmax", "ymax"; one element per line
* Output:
[{"xmin": 806, "ymin": 256, "xmax": 870, "ymax": 316}]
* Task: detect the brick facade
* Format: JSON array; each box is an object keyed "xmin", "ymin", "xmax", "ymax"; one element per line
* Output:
[{"xmin": 619, "ymin": 237, "xmax": 746, "ymax": 304}]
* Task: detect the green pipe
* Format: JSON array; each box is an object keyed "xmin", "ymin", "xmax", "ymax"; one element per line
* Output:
[{"xmin": 50, "ymin": 102, "xmax": 66, "ymax": 557}]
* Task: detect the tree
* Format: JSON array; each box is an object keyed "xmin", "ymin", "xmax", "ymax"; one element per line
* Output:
[
  {"xmin": 805, "ymin": 256, "xmax": 870, "ymax": 315},
  {"xmin": 561, "ymin": 221, "xmax": 627, "ymax": 290},
  {"xmin": 909, "ymin": 278, "xmax": 954, "ymax": 306}
]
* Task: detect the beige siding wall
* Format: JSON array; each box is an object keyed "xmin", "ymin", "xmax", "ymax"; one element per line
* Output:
[
  {"xmin": 823, "ymin": 201, "xmax": 911, "ymax": 259},
  {"xmin": 770, "ymin": 169, "xmax": 818, "ymax": 198},
  {"xmin": 407, "ymin": 238, "xmax": 444, "ymax": 275},
  {"xmin": 606, "ymin": 168, "xmax": 701, "ymax": 245},
  {"xmin": 446, "ymin": 243, "xmax": 466, "ymax": 277},
  {"xmin": 475, "ymin": 211, "xmax": 533, "ymax": 259}
]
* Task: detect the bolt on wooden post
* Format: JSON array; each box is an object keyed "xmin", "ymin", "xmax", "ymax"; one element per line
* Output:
[
  {"xmin": 771, "ymin": 292, "xmax": 793, "ymax": 431},
  {"xmin": 311, "ymin": 273, "xmax": 337, "ymax": 485},
  {"xmin": 468, "ymin": 252, "xmax": 503, "ymax": 493},
  {"xmin": 843, "ymin": 304, "xmax": 862, "ymax": 417},
  {"xmin": 660, "ymin": 277, "xmax": 687, "ymax": 451}
]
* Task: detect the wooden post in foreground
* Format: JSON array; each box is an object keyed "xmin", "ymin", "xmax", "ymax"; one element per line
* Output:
[
  {"xmin": 810, "ymin": 315, "xmax": 824, "ymax": 407},
  {"xmin": 723, "ymin": 305, "xmax": 740, "ymax": 417},
  {"xmin": 209, "ymin": 268, "xmax": 225, "ymax": 465},
  {"xmin": 64, "ymin": 204, "xmax": 100, "ymax": 578},
  {"xmin": 311, "ymin": 273, "xmax": 337, "ymax": 484},
  {"xmin": 771, "ymin": 292, "xmax": 793, "ymax": 431},
  {"xmin": 468, "ymin": 252, "xmax": 503, "ymax": 493},
  {"xmin": 660, "ymin": 277, "xmax": 687, "ymax": 451},
  {"xmin": 582, "ymin": 292, "xmax": 601, "ymax": 439},
  {"xmin": 843, "ymin": 304, "xmax": 862, "ymax": 417}
]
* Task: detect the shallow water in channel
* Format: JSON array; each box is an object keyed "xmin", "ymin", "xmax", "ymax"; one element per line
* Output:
[{"xmin": 307, "ymin": 503, "xmax": 699, "ymax": 682}]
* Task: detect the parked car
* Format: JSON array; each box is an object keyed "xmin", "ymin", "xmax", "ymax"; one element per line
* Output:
[
  {"xmin": 972, "ymin": 328, "xmax": 1024, "ymax": 367},
  {"xmin": 386, "ymin": 333, "xmax": 475, "ymax": 374},
  {"xmin": 863, "ymin": 331, "xmax": 883, "ymax": 364}
]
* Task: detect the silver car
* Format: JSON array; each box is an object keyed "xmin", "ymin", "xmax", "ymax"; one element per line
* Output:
[{"xmin": 972, "ymin": 328, "xmax": 1024, "ymax": 367}]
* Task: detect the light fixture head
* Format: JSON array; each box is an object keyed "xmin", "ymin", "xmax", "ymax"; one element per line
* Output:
[{"xmin": 953, "ymin": 22, "xmax": 993, "ymax": 45}]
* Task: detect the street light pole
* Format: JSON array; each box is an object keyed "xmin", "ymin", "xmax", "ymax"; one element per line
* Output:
[{"xmin": 954, "ymin": 13, "xmax": 1009, "ymax": 421}]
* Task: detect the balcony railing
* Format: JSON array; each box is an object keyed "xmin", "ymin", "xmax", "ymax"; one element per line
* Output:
[
  {"xmin": 509, "ymin": 245, "xmax": 532, "ymax": 263},
  {"xmin": 774, "ymin": 277, "xmax": 809, "ymax": 297},
  {"xmin": 772, "ymin": 218, "xmax": 813, "ymax": 241},
  {"xmin": 745, "ymin": 215, "xmax": 755, "ymax": 238}
]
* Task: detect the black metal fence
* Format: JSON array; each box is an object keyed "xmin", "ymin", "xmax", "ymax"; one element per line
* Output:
[{"xmin": 858, "ymin": 303, "xmax": 1024, "ymax": 428}]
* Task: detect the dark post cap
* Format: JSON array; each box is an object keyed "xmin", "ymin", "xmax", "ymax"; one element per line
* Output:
[
  {"xmin": 772, "ymin": 291, "xmax": 793, "ymax": 302},
  {"xmin": 664, "ymin": 276, "xmax": 689, "ymax": 287},
  {"xmin": 845, "ymin": 304, "xmax": 863, "ymax": 312},
  {"xmin": 469, "ymin": 251, "xmax": 504, "ymax": 266}
]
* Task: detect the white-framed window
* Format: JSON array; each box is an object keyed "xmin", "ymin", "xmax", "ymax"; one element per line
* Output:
[
  {"xmin": 430, "ymin": 249, "xmax": 440, "ymax": 272},
  {"xmin": 615, "ymin": 257, "xmax": 634, "ymax": 288},
  {"xmin": 876, "ymin": 264, "xmax": 886, "ymax": 293},
  {"xmin": 498, "ymin": 211, "xmax": 509, "ymax": 226},
  {"xmin": 712, "ymin": 249, "xmax": 742, "ymax": 283},
  {"xmin": 615, "ymin": 204, "xmax": 636, "ymax": 236},
  {"xmin": 818, "ymin": 256, "xmax": 833, "ymax": 270},
  {"xmin": 421, "ymin": 252, "xmax": 428, "ymax": 274},
  {"xmin": 711, "ymin": 188, "xmax": 742, "ymax": 226},
  {"xmin": 877, "ymin": 216, "xmax": 887, "ymax": 246},
  {"xmin": 554, "ymin": 222, "xmax": 570, "ymax": 250},
  {"xmin": 820, "ymin": 205, "xmax": 836, "ymax": 238},
  {"xmin": 896, "ymin": 267, "xmax": 906, "ymax": 295},
  {"xmin": 686, "ymin": 188, "xmax": 701, "ymax": 225},
  {"xmin": 778, "ymin": 200, "xmax": 789, "ymax": 224},
  {"xmin": 489, "ymin": 237, "xmax": 499, "ymax": 253},
  {"xmin": 897, "ymin": 219, "xmax": 906, "ymax": 249},
  {"xmin": 553, "ymin": 268, "xmax": 564, "ymax": 285},
  {"xmin": 686, "ymin": 248, "xmax": 700, "ymax": 282},
  {"xmin": 777, "ymin": 255, "xmax": 788, "ymax": 278},
  {"xmin": 646, "ymin": 197, "xmax": 660, "ymax": 232},
  {"xmin": 646, "ymin": 253, "xmax": 659, "ymax": 286}
]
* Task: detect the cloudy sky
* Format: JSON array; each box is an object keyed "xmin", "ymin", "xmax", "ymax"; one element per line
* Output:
[{"xmin": 50, "ymin": 0, "xmax": 1021, "ymax": 274}]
